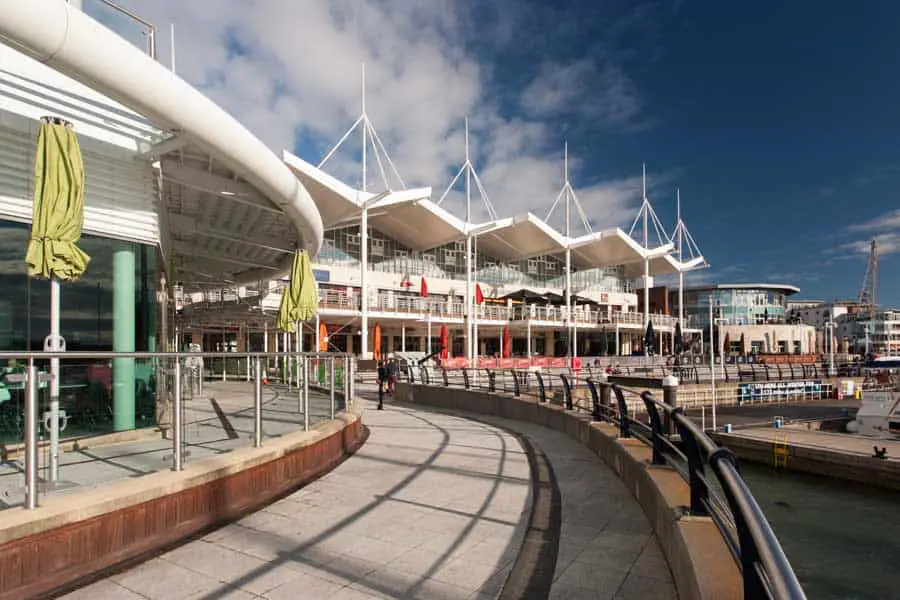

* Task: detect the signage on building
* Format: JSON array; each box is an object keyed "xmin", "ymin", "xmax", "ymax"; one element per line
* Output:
[
  {"xmin": 737, "ymin": 380, "xmax": 822, "ymax": 403},
  {"xmin": 313, "ymin": 269, "xmax": 330, "ymax": 282}
]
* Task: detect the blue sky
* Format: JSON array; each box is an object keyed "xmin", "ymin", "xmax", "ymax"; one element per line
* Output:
[
  {"xmin": 456, "ymin": 0, "xmax": 896, "ymax": 303},
  {"xmin": 99, "ymin": 1, "xmax": 896, "ymax": 305}
]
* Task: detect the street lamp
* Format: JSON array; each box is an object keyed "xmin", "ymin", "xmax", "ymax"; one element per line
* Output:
[{"xmin": 824, "ymin": 319, "xmax": 836, "ymax": 377}]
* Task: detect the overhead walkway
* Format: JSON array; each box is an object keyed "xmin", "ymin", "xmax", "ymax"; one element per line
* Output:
[{"xmin": 63, "ymin": 389, "xmax": 675, "ymax": 600}]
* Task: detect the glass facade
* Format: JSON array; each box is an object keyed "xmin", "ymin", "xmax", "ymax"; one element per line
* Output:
[
  {"xmin": 317, "ymin": 224, "xmax": 630, "ymax": 293},
  {"xmin": 0, "ymin": 219, "xmax": 159, "ymax": 442},
  {"xmin": 677, "ymin": 286, "xmax": 789, "ymax": 329}
]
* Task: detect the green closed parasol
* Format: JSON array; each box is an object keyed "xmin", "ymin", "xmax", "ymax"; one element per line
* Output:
[
  {"xmin": 294, "ymin": 250, "xmax": 318, "ymax": 322},
  {"xmin": 276, "ymin": 250, "xmax": 318, "ymax": 332},
  {"xmin": 25, "ymin": 117, "xmax": 90, "ymax": 484},
  {"xmin": 26, "ymin": 119, "xmax": 90, "ymax": 279}
]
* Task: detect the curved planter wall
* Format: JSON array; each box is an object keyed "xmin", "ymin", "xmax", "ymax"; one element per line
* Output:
[
  {"xmin": 397, "ymin": 383, "xmax": 742, "ymax": 600},
  {"xmin": 0, "ymin": 411, "xmax": 365, "ymax": 600}
]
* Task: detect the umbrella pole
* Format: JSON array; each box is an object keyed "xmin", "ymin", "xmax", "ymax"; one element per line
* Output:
[{"xmin": 48, "ymin": 276, "xmax": 62, "ymax": 483}]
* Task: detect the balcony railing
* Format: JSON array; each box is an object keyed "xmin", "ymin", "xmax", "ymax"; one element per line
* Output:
[{"xmin": 313, "ymin": 289, "xmax": 692, "ymax": 328}]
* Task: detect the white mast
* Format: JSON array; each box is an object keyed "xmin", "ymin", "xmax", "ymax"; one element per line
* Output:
[
  {"xmin": 668, "ymin": 187, "xmax": 708, "ymax": 343},
  {"xmin": 544, "ymin": 143, "xmax": 591, "ymax": 362},
  {"xmin": 437, "ymin": 117, "xmax": 497, "ymax": 363},
  {"xmin": 319, "ymin": 63, "xmax": 409, "ymax": 360},
  {"xmin": 627, "ymin": 164, "xmax": 672, "ymax": 356}
]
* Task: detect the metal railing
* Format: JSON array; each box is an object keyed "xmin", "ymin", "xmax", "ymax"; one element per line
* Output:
[
  {"xmin": 0, "ymin": 350, "xmax": 353, "ymax": 511},
  {"xmin": 408, "ymin": 367, "xmax": 807, "ymax": 600}
]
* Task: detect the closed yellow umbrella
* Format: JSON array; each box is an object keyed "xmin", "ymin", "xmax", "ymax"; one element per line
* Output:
[
  {"xmin": 276, "ymin": 250, "xmax": 305, "ymax": 333},
  {"xmin": 25, "ymin": 117, "xmax": 90, "ymax": 483},
  {"xmin": 26, "ymin": 119, "xmax": 90, "ymax": 280},
  {"xmin": 276, "ymin": 278, "xmax": 296, "ymax": 333},
  {"xmin": 293, "ymin": 251, "xmax": 318, "ymax": 322}
]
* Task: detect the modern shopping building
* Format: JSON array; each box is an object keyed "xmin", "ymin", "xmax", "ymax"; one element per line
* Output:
[
  {"xmin": 177, "ymin": 141, "xmax": 714, "ymax": 361},
  {"xmin": 1, "ymin": 0, "xmax": 716, "ymax": 375}
]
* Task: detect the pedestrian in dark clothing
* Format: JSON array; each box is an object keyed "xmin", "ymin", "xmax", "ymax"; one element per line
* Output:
[{"xmin": 376, "ymin": 360, "xmax": 386, "ymax": 410}]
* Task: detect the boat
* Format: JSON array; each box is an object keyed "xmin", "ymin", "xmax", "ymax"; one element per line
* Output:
[{"xmin": 847, "ymin": 388, "xmax": 900, "ymax": 438}]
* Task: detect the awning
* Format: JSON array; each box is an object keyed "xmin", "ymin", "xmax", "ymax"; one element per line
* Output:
[{"xmin": 473, "ymin": 213, "xmax": 567, "ymax": 263}]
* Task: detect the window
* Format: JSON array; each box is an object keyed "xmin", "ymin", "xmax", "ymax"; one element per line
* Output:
[
  {"xmin": 345, "ymin": 233, "xmax": 360, "ymax": 246},
  {"xmin": 423, "ymin": 253, "xmax": 436, "ymax": 263},
  {"xmin": 445, "ymin": 250, "xmax": 458, "ymax": 266},
  {"xmin": 370, "ymin": 238, "xmax": 384, "ymax": 256},
  {"xmin": 395, "ymin": 249, "xmax": 408, "ymax": 259},
  {"xmin": 527, "ymin": 259, "xmax": 539, "ymax": 274}
]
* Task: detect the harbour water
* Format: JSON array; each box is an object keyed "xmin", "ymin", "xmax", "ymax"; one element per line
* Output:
[{"xmin": 741, "ymin": 462, "xmax": 900, "ymax": 600}]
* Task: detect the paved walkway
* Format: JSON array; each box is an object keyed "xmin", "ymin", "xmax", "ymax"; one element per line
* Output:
[
  {"xmin": 63, "ymin": 400, "xmax": 531, "ymax": 600},
  {"xmin": 468, "ymin": 414, "xmax": 676, "ymax": 600},
  {"xmin": 0, "ymin": 382, "xmax": 338, "ymax": 509},
  {"xmin": 62, "ymin": 391, "xmax": 676, "ymax": 600}
]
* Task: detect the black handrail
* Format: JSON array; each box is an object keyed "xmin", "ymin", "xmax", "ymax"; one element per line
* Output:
[
  {"xmin": 623, "ymin": 386, "xmax": 806, "ymax": 600},
  {"xmin": 407, "ymin": 367, "xmax": 806, "ymax": 600}
]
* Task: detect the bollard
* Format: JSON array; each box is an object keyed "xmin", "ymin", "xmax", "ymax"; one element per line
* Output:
[
  {"xmin": 253, "ymin": 357, "xmax": 263, "ymax": 447},
  {"xmin": 173, "ymin": 360, "xmax": 183, "ymax": 471},
  {"xmin": 662, "ymin": 374, "xmax": 679, "ymax": 435},
  {"xmin": 329, "ymin": 357, "xmax": 336, "ymax": 419},
  {"xmin": 24, "ymin": 361, "xmax": 38, "ymax": 510},
  {"xmin": 597, "ymin": 372, "xmax": 611, "ymax": 410}
]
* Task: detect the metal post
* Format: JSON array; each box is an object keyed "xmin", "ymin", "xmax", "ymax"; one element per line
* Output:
[
  {"xmin": 329, "ymin": 357, "xmax": 336, "ymax": 419},
  {"xmin": 709, "ymin": 297, "xmax": 717, "ymax": 430},
  {"xmin": 253, "ymin": 356, "xmax": 262, "ymax": 447},
  {"xmin": 48, "ymin": 277, "xmax": 63, "ymax": 482},
  {"xmin": 826, "ymin": 320, "xmax": 836, "ymax": 377},
  {"xmin": 350, "ymin": 357, "xmax": 356, "ymax": 406},
  {"xmin": 24, "ymin": 360, "xmax": 38, "ymax": 509},
  {"xmin": 303, "ymin": 356, "xmax": 310, "ymax": 431},
  {"xmin": 173, "ymin": 359, "xmax": 183, "ymax": 471},
  {"xmin": 662, "ymin": 374, "xmax": 678, "ymax": 435}
]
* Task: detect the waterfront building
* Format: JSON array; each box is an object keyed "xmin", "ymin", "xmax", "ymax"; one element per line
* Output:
[{"xmin": 669, "ymin": 284, "xmax": 816, "ymax": 355}]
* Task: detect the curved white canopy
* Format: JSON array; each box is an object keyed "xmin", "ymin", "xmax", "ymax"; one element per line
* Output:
[{"xmin": 0, "ymin": 0, "xmax": 325, "ymax": 289}]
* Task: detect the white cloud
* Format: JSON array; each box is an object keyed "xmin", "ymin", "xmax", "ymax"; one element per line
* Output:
[
  {"xmin": 836, "ymin": 233, "xmax": 900, "ymax": 257},
  {"xmin": 835, "ymin": 209, "xmax": 900, "ymax": 258},
  {"xmin": 88, "ymin": 0, "xmax": 656, "ymax": 231},
  {"xmin": 521, "ymin": 60, "xmax": 642, "ymax": 127},
  {"xmin": 847, "ymin": 208, "xmax": 900, "ymax": 233}
]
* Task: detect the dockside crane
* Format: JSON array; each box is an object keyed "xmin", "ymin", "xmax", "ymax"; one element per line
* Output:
[{"xmin": 858, "ymin": 239, "xmax": 878, "ymax": 319}]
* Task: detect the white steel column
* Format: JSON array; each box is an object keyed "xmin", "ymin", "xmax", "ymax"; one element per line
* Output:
[
  {"xmin": 465, "ymin": 235, "xmax": 472, "ymax": 361},
  {"xmin": 401, "ymin": 323, "xmax": 406, "ymax": 353},
  {"xmin": 465, "ymin": 118, "xmax": 473, "ymax": 362},
  {"xmin": 315, "ymin": 314, "xmax": 320, "ymax": 354},
  {"xmin": 564, "ymin": 143, "xmax": 573, "ymax": 365},
  {"xmin": 474, "ymin": 237, "xmax": 479, "ymax": 362},
  {"xmin": 360, "ymin": 206, "xmax": 369, "ymax": 359},
  {"xmin": 527, "ymin": 321, "xmax": 532, "ymax": 358}
]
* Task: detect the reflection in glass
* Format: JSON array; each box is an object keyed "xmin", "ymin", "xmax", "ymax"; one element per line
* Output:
[{"xmin": 0, "ymin": 219, "xmax": 159, "ymax": 442}]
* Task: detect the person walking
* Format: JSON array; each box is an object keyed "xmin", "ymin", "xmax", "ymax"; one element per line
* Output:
[
  {"xmin": 376, "ymin": 360, "xmax": 387, "ymax": 410},
  {"xmin": 388, "ymin": 358, "xmax": 399, "ymax": 395}
]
